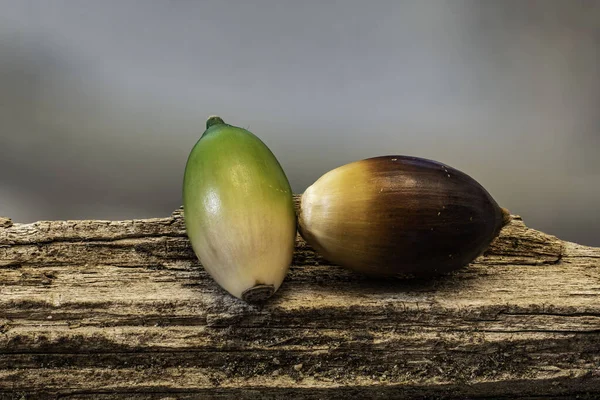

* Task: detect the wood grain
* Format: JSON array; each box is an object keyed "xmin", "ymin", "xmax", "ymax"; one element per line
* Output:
[{"xmin": 0, "ymin": 195, "xmax": 599, "ymax": 399}]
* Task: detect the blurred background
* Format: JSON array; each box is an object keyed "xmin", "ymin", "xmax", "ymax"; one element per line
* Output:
[{"xmin": 1, "ymin": 0, "xmax": 598, "ymax": 246}]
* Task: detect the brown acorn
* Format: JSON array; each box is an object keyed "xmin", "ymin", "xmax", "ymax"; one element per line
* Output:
[{"xmin": 297, "ymin": 155, "xmax": 510, "ymax": 277}]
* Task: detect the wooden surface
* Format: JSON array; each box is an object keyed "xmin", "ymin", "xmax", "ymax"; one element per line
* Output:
[{"xmin": 0, "ymin": 195, "xmax": 599, "ymax": 399}]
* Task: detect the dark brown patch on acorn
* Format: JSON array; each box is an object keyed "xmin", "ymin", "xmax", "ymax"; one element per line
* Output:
[
  {"xmin": 241, "ymin": 284, "xmax": 275, "ymax": 303},
  {"xmin": 299, "ymin": 155, "xmax": 506, "ymax": 277}
]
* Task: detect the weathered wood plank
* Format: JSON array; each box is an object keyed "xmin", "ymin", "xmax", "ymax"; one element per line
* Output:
[{"xmin": 0, "ymin": 196, "xmax": 599, "ymax": 398}]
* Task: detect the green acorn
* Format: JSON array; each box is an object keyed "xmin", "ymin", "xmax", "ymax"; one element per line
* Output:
[{"xmin": 183, "ymin": 116, "xmax": 296, "ymax": 302}]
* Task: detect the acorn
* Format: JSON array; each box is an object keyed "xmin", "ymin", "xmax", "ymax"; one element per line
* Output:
[
  {"xmin": 298, "ymin": 155, "xmax": 510, "ymax": 277},
  {"xmin": 183, "ymin": 116, "xmax": 296, "ymax": 302}
]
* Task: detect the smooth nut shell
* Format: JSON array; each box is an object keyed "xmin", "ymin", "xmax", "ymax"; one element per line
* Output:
[
  {"xmin": 298, "ymin": 155, "xmax": 507, "ymax": 277},
  {"xmin": 183, "ymin": 118, "xmax": 296, "ymax": 301}
]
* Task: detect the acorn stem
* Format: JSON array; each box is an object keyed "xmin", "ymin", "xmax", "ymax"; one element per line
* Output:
[
  {"xmin": 241, "ymin": 284, "xmax": 275, "ymax": 303},
  {"xmin": 206, "ymin": 115, "xmax": 225, "ymax": 129}
]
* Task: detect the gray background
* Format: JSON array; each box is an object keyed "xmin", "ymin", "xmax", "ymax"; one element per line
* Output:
[{"xmin": 1, "ymin": 1, "xmax": 599, "ymax": 246}]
